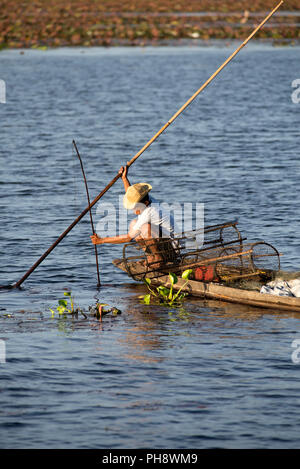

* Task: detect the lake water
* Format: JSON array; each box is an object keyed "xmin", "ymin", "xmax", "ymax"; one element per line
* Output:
[{"xmin": 0, "ymin": 44, "xmax": 300, "ymax": 450}]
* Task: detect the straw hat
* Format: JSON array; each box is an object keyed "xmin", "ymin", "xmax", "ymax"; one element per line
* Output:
[{"xmin": 123, "ymin": 183, "xmax": 152, "ymax": 209}]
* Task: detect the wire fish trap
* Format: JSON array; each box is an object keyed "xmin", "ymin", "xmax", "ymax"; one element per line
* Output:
[
  {"xmin": 114, "ymin": 218, "xmax": 281, "ymax": 285},
  {"xmin": 210, "ymin": 241, "xmax": 281, "ymax": 283},
  {"xmin": 163, "ymin": 241, "xmax": 280, "ymax": 284},
  {"xmin": 115, "ymin": 220, "xmax": 246, "ymax": 282},
  {"xmin": 174, "ymin": 219, "xmax": 243, "ymax": 253}
]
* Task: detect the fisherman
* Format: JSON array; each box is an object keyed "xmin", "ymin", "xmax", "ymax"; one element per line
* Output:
[{"xmin": 90, "ymin": 165, "xmax": 178, "ymax": 266}]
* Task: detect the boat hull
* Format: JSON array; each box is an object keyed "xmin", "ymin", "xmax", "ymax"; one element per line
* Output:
[
  {"xmin": 151, "ymin": 275, "xmax": 300, "ymax": 313},
  {"xmin": 113, "ymin": 258, "xmax": 300, "ymax": 313}
]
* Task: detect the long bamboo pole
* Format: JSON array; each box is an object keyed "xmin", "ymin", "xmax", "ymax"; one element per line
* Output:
[
  {"xmin": 7, "ymin": 1, "xmax": 282, "ymax": 289},
  {"xmin": 126, "ymin": 1, "xmax": 283, "ymax": 168},
  {"xmin": 73, "ymin": 140, "xmax": 101, "ymax": 287}
]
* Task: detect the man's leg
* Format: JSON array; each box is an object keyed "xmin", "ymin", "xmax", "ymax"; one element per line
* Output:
[{"xmin": 139, "ymin": 223, "xmax": 163, "ymax": 268}]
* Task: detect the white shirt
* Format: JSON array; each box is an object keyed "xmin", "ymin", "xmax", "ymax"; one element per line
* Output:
[{"xmin": 131, "ymin": 196, "xmax": 177, "ymax": 238}]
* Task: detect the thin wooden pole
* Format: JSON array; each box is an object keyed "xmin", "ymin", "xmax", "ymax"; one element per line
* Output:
[
  {"xmin": 11, "ymin": 172, "xmax": 120, "ymax": 289},
  {"xmin": 8, "ymin": 2, "xmax": 283, "ymax": 289},
  {"xmin": 73, "ymin": 140, "xmax": 101, "ymax": 287}
]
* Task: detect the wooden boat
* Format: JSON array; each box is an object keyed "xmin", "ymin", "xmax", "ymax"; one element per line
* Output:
[
  {"xmin": 113, "ymin": 258, "xmax": 300, "ymax": 313},
  {"xmin": 113, "ymin": 221, "xmax": 300, "ymax": 313}
]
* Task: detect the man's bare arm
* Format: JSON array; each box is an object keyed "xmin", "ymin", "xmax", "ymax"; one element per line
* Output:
[
  {"xmin": 119, "ymin": 164, "xmax": 130, "ymax": 192},
  {"xmin": 91, "ymin": 233, "xmax": 132, "ymax": 245},
  {"xmin": 90, "ymin": 222, "xmax": 141, "ymax": 245}
]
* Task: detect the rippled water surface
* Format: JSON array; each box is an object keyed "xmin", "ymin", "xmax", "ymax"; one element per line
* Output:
[{"xmin": 0, "ymin": 45, "xmax": 300, "ymax": 449}]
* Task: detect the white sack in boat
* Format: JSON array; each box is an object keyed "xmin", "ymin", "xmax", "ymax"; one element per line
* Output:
[
  {"xmin": 288, "ymin": 279, "xmax": 300, "ymax": 297},
  {"xmin": 260, "ymin": 279, "xmax": 300, "ymax": 297}
]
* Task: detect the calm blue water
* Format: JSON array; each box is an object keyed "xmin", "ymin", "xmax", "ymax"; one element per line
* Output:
[{"xmin": 0, "ymin": 44, "xmax": 300, "ymax": 449}]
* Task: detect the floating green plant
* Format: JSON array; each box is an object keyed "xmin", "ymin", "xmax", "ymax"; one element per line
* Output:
[
  {"xmin": 140, "ymin": 269, "xmax": 193, "ymax": 307},
  {"xmin": 49, "ymin": 291, "xmax": 77, "ymax": 317},
  {"xmin": 49, "ymin": 291, "xmax": 122, "ymax": 320}
]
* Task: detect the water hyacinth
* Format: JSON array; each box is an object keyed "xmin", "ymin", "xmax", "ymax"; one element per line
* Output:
[
  {"xmin": 49, "ymin": 291, "xmax": 76, "ymax": 317},
  {"xmin": 49, "ymin": 292, "xmax": 121, "ymax": 319},
  {"xmin": 140, "ymin": 269, "xmax": 193, "ymax": 307}
]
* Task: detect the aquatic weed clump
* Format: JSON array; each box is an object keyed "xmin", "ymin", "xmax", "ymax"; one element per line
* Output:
[
  {"xmin": 1, "ymin": 0, "xmax": 299, "ymax": 49},
  {"xmin": 49, "ymin": 291, "xmax": 121, "ymax": 320}
]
